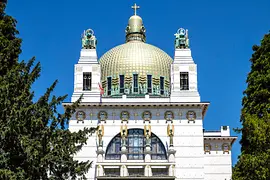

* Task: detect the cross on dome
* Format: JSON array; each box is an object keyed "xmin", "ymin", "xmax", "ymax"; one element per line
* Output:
[{"xmin": 131, "ymin": 3, "xmax": 140, "ymax": 15}]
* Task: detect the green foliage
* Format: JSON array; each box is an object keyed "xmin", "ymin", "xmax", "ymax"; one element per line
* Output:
[
  {"xmin": 233, "ymin": 32, "xmax": 270, "ymax": 180},
  {"xmin": 0, "ymin": 1, "xmax": 95, "ymax": 179},
  {"xmin": 242, "ymin": 32, "xmax": 270, "ymax": 117}
]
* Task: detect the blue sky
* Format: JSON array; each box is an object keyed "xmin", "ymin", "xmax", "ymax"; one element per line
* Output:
[{"xmin": 6, "ymin": 0, "xmax": 270, "ymax": 165}]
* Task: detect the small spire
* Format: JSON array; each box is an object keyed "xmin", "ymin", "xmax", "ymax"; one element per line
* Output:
[{"xmin": 131, "ymin": 3, "xmax": 140, "ymax": 15}]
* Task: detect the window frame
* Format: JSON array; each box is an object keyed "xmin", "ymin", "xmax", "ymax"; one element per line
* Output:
[
  {"xmin": 119, "ymin": 75, "xmax": 125, "ymax": 94},
  {"xmin": 160, "ymin": 76, "xmax": 164, "ymax": 95},
  {"xmin": 105, "ymin": 129, "xmax": 167, "ymax": 160},
  {"xmin": 180, "ymin": 72, "xmax": 189, "ymax": 90},
  {"xmin": 133, "ymin": 74, "xmax": 139, "ymax": 93},
  {"xmin": 83, "ymin": 72, "xmax": 92, "ymax": 91},
  {"xmin": 147, "ymin": 74, "xmax": 152, "ymax": 94},
  {"xmin": 107, "ymin": 76, "xmax": 112, "ymax": 96}
]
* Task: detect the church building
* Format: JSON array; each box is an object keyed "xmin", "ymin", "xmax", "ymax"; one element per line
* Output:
[{"xmin": 63, "ymin": 4, "xmax": 237, "ymax": 180}]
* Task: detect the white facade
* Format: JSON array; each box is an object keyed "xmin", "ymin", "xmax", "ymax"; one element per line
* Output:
[{"xmin": 65, "ymin": 7, "xmax": 236, "ymax": 180}]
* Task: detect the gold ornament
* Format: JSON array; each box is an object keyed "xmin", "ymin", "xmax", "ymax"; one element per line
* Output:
[
  {"xmin": 144, "ymin": 124, "xmax": 151, "ymax": 137},
  {"xmin": 96, "ymin": 125, "xmax": 104, "ymax": 137},
  {"xmin": 167, "ymin": 124, "xmax": 174, "ymax": 136},
  {"xmin": 120, "ymin": 124, "xmax": 128, "ymax": 137}
]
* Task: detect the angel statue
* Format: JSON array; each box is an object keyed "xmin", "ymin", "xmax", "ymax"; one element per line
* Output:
[
  {"xmin": 144, "ymin": 125, "xmax": 152, "ymax": 146},
  {"xmin": 82, "ymin": 29, "xmax": 97, "ymax": 49},
  {"xmin": 97, "ymin": 125, "xmax": 104, "ymax": 147},
  {"xmin": 167, "ymin": 124, "xmax": 174, "ymax": 147},
  {"xmin": 120, "ymin": 124, "xmax": 128, "ymax": 147},
  {"xmin": 174, "ymin": 28, "xmax": 189, "ymax": 49}
]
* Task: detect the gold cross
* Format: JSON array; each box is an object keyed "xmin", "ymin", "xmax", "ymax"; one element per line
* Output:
[{"xmin": 131, "ymin": 3, "xmax": 140, "ymax": 15}]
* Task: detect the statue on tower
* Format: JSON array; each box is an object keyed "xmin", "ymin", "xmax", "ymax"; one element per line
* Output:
[
  {"xmin": 174, "ymin": 28, "xmax": 189, "ymax": 49},
  {"xmin": 82, "ymin": 29, "xmax": 97, "ymax": 49}
]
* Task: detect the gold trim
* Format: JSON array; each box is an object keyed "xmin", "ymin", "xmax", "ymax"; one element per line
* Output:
[{"xmin": 167, "ymin": 124, "xmax": 174, "ymax": 136}]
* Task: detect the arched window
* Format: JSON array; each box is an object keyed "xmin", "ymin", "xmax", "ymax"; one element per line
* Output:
[{"xmin": 105, "ymin": 129, "xmax": 167, "ymax": 160}]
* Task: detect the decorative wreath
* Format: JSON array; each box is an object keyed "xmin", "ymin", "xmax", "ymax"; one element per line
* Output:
[
  {"xmin": 144, "ymin": 124, "xmax": 151, "ymax": 137},
  {"xmin": 76, "ymin": 111, "xmax": 86, "ymax": 121},
  {"xmin": 97, "ymin": 124, "xmax": 104, "ymax": 136},
  {"xmin": 167, "ymin": 124, "xmax": 174, "ymax": 136},
  {"xmin": 97, "ymin": 111, "xmax": 108, "ymax": 121},
  {"xmin": 120, "ymin": 124, "xmax": 128, "ymax": 137},
  {"xmin": 120, "ymin": 111, "xmax": 130, "ymax": 121},
  {"xmin": 186, "ymin": 111, "xmax": 196, "ymax": 121},
  {"xmin": 142, "ymin": 111, "xmax": 152, "ymax": 121},
  {"xmin": 222, "ymin": 143, "xmax": 230, "ymax": 152},
  {"xmin": 164, "ymin": 111, "xmax": 174, "ymax": 121},
  {"xmin": 204, "ymin": 143, "xmax": 211, "ymax": 152}
]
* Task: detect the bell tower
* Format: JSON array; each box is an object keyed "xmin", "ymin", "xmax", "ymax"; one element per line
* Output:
[
  {"xmin": 170, "ymin": 28, "xmax": 200, "ymax": 102},
  {"xmin": 71, "ymin": 29, "xmax": 101, "ymax": 102}
]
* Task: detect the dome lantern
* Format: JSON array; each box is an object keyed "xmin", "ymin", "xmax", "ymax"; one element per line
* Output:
[{"xmin": 125, "ymin": 3, "xmax": 146, "ymax": 42}]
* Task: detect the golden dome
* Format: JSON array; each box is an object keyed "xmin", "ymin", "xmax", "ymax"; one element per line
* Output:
[
  {"xmin": 99, "ymin": 41, "xmax": 173, "ymax": 96},
  {"xmin": 99, "ymin": 4, "xmax": 172, "ymax": 97}
]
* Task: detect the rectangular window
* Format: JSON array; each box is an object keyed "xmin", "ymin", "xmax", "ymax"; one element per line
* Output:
[
  {"xmin": 152, "ymin": 168, "xmax": 169, "ymax": 176},
  {"xmin": 133, "ymin": 74, "xmax": 138, "ymax": 93},
  {"xmin": 147, "ymin": 75, "xmax": 152, "ymax": 94},
  {"xmin": 128, "ymin": 168, "xmax": 144, "ymax": 176},
  {"xmin": 119, "ymin": 75, "xmax": 125, "ymax": 94},
  {"xmin": 107, "ymin": 77, "xmax": 112, "ymax": 96},
  {"xmin": 160, "ymin": 77, "xmax": 164, "ymax": 95},
  {"xmin": 104, "ymin": 168, "xmax": 120, "ymax": 176},
  {"xmin": 83, "ymin": 72, "xmax": 92, "ymax": 91},
  {"xmin": 180, "ymin": 72, "xmax": 189, "ymax": 90}
]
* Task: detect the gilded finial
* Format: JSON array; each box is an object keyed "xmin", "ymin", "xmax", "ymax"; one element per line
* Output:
[{"xmin": 131, "ymin": 3, "xmax": 140, "ymax": 15}]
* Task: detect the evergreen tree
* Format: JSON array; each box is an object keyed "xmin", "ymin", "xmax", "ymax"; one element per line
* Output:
[
  {"xmin": 0, "ymin": 1, "xmax": 95, "ymax": 179},
  {"xmin": 233, "ymin": 32, "xmax": 270, "ymax": 179}
]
